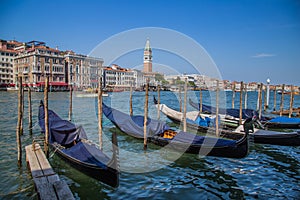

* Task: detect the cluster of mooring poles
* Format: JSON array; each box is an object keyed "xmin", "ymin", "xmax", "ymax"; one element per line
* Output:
[{"xmin": 16, "ymin": 76, "xmax": 298, "ymax": 163}]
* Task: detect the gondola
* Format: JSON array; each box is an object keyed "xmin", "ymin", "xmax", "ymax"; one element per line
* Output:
[
  {"xmin": 189, "ymin": 98, "xmax": 300, "ymax": 129},
  {"xmin": 102, "ymin": 103, "xmax": 249, "ymax": 159},
  {"xmin": 38, "ymin": 101, "xmax": 119, "ymax": 188},
  {"xmin": 156, "ymin": 98, "xmax": 300, "ymax": 146}
]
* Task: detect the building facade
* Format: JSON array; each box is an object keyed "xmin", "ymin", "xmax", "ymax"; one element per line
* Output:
[
  {"xmin": 14, "ymin": 41, "xmax": 67, "ymax": 89},
  {"xmin": 0, "ymin": 40, "xmax": 20, "ymax": 85},
  {"xmin": 64, "ymin": 51, "xmax": 103, "ymax": 89},
  {"xmin": 102, "ymin": 64, "xmax": 144, "ymax": 90}
]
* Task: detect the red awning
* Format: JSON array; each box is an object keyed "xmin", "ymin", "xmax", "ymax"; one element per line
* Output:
[{"xmin": 36, "ymin": 82, "xmax": 69, "ymax": 86}]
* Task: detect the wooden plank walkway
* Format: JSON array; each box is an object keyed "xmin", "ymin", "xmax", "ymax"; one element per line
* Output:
[{"xmin": 25, "ymin": 143, "xmax": 74, "ymax": 200}]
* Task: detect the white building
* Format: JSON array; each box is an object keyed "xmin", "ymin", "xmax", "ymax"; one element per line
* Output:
[
  {"xmin": 0, "ymin": 40, "xmax": 20, "ymax": 85},
  {"xmin": 102, "ymin": 64, "xmax": 144, "ymax": 89}
]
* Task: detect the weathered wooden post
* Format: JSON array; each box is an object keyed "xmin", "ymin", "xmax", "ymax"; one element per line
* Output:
[
  {"xmin": 258, "ymin": 83, "xmax": 263, "ymax": 119},
  {"xmin": 68, "ymin": 83, "xmax": 73, "ymax": 121},
  {"xmin": 157, "ymin": 84, "xmax": 160, "ymax": 120},
  {"xmin": 16, "ymin": 76, "xmax": 23, "ymax": 166},
  {"xmin": 244, "ymin": 84, "xmax": 248, "ymax": 109},
  {"xmin": 264, "ymin": 85, "xmax": 267, "ymax": 111},
  {"xmin": 232, "ymin": 82, "xmax": 236, "ymax": 109},
  {"xmin": 179, "ymin": 85, "xmax": 182, "ymax": 112},
  {"xmin": 129, "ymin": 83, "xmax": 133, "ymax": 116},
  {"xmin": 21, "ymin": 86, "xmax": 24, "ymax": 135},
  {"xmin": 239, "ymin": 81, "xmax": 244, "ymax": 125},
  {"xmin": 273, "ymin": 86, "xmax": 277, "ymax": 111},
  {"xmin": 28, "ymin": 87, "xmax": 32, "ymax": 134},
  {"xmin": 183, "ymin": 78, "xmax": 188, "ymax": 132},
  {"xmin": 256, "ymin": 84, "xmax": 262, "ymax": 111},
  {"xmin": 144, "ymin": 78, "xmax": 149, "ymax": 150},
  {"xmin": 288, "ymin": 85, "xmax": 294, "ymax": 118},
  {"xmin": 98, "ymin": 76, "xmax": 103, "ymax": 150},
  {"xmin": 279, "ymin": 84, "xmax": 285, "ymax": 116},
  {"xmin": 44, "ymin": 77, "xmax": 49, "ymax": 158},
  {"xmin": 215, "ymin": 80, "xmax": 219, "ymax": 137},
  {"xmin": 199, "ymin": 87, "xmax": 203, "ymax": 113},
  {"xmin": 266, "ymin": 78, "xmax": 270, "ymax": 109}
]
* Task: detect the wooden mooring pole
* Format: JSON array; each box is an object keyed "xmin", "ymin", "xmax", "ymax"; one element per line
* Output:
[
  {"xmin": 244, "ymin": 84, "xmax": 248, "ymax": 109},
  {"xmin": 28, "ymin": 87, "xmax": 32, "ymax": 134},
  {"xmin": 273, "ymin": 86, "xmax": 277, "ymax": 111},
  {"xmin": 16, "ymin": 76, "xmax": 23, "ymax": 166},
  {"xmin": 98, "ymin": 76, "xmax": 103, "ymax": 150},
  {"xmin": 21, "ymin": 86, "xmax": 24, "ymax": 135},
  {"xmin": 279, "ymin": 84, "xmax": 285, "ymax": 116},
  {"xmin": 44, "ymin": 77, "xmax": 49, "ymax": 158},
  {"xmin": 129, "ymin": 83, "xmax": 133, "ymax": 116},
  {"xmin": 68, "ymin": 84, "xmax": 73, "ymax": 121},
  {"xmin": 144, "ymin": 79, "xmax": 149, "ymax": 150},
  {"xmin": 183, "ymin": 78, "xmax": 187, "ymax": 132},
  {"xmin": 179, "ymin": 85, "xmax": 182, "ymax": 112},
  {"xmin": 263, "ymin": 85, "xmax": 267, "ymax": 111},
  {"xmin": 199, "ymin": 88, "xmax": 203, "ymax": 113},
  {"xmin": 288, "ymin": 85, "xmax": 294, "ymax": 118},
  {"xmin": 258, "ymin": 83, "xmax": 263, "ymax": 119},
  {"xmin": 157, "ymin": 85, "xmax": 160, "ymax": 120},
  {"xmin": 232, "ymin": 82, "xmax": 235, "ymax": 109},
  {"xmin": 215, "ymin": 80, "xmax": 219, "ymax": 137},
  {"xmin": 239, "ymin": 81, "xmax": 244, "ymax": 125}
]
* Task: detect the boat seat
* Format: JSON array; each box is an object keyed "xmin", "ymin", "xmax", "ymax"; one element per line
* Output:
[{"xmin": 161, "ymin": 129, "xmax": 177, "ymax": 139}]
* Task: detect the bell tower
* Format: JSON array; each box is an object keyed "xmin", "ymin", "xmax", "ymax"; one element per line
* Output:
[{"xmin": 143, "ymin": 38, "xmax": 152, "ymax": 73}]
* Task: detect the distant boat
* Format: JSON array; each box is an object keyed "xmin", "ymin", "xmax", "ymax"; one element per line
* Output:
[
  {"xmin": 6, "ymin": 87, "xmax": 19, "ymax": 91},
  {"xmin": 76, "ymin": 92, "xmax": 109, "ymax": 98},
  {"xmin": 277, "ymin": 90, "xmax": 299, "ymax": 95},
  {"xmin": 271, "ymin": 108, "xmax": 300, "ymax": 117}
]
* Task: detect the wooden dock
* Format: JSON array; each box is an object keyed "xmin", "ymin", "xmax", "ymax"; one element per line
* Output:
[{"xmin": 25, "ymin": 143, "xmax": 74, "ymax": 200}]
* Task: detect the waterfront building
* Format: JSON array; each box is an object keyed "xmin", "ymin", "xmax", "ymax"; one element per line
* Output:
[
  {"xmin": 102, "ymin": 64, "xmax": 144, "ymax": 90},
  {"xmin": 13, "ymin": 41, "xmax": 67, "ymax": 90},
  {"xmin": 0, "ymin": 40, "xmax": 21, "ymax": 85},
  {"xmin": 64, "ymin": 51, "xmax": 103, "ymax": 90}
]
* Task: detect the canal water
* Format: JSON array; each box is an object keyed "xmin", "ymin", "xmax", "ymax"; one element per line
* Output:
[{"xmin": 0, "ymin": 90, "xmax": 299, "ymax": 199}]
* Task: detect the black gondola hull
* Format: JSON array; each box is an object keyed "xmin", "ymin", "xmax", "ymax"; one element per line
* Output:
[{"xmin": 50, "ymin": 144, "xmax": 119, "ymax": 188}]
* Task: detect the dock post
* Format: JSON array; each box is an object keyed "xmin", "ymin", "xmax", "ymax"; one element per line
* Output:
[
  {"xmin": 28, "ymin": 87, "xmax": 32, "ymax": 134},
  {"xmin": 288, "ymin": 85, "xmax": 294, "ymax": 118},
  {"xmin": 98, "ymin": 76, "xmax": 103, "ymax": 150},
  {"xmin": 21, "ymin": 86, "xmax": 24, "ymax": 135},
  {"xmin": 264, "ymin": 85, "xmax": 267, "ymax": 111},
  {"xmin": 183, "ymin": 78, "xmax": 187, "ymax": 132},
  {"xmin": 68, "ymin": 84, "xmax": 73, "ymax": 121},
  {"xmin": 256, "ymin": 83, "xmax": 260, "ymax": 110},
  {"xmin": 199, "ymin": 87, "xmax": 203, "ymax": 113},
  {"xmin": 129, "ymin": 83, "xmax": 133, "ymax": 116},
  {"xmin": 44, "ymin": 77, "xmax": 49, "ymax": 158},
  {"xmin": 266, "ymin": 78, "xmax": 270, "ymax": 109},
  {"xmin": 232, "ymin": 82, "xmax": 235, "ymax": 109},
  {"xmin": 144, "ymin": 78, "xmax": 149, "ymax": 150},
  {"xmin": 179, "ymin": 85, "xmax": 182, "ymax": 112},
  {"xmin": 279, "ymin": 84, "xmax": 285, "ymax": 116},
  {"xmin": 157, "ymin": 84, "xmax": 160, "ymax": 120},
  {"xmin": 239, "ymin": 81, "xmax": 243, "ymax": 125},
  {"xmin": 16, "ymin": 75, "xmax": 23, "ymax": 166},
  {"xmin": 215, "ymin": 80, "xmax": 219, "ymax": 137},
  {"xmin": 258, "ymin": 83, "xmax": 263, "ymax": 119},
  {"xmin": 244, "ymin": 84, "xmax": 248, "ymax": 109},
  {"xmin": 273, "ymin": 86, "xmax": 277, "ymax": 111}
]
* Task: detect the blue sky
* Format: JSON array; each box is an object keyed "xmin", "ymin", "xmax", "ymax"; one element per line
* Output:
[{"xmin": 1, "ymin": 0, "xmax": 299, "ymax": 85}]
